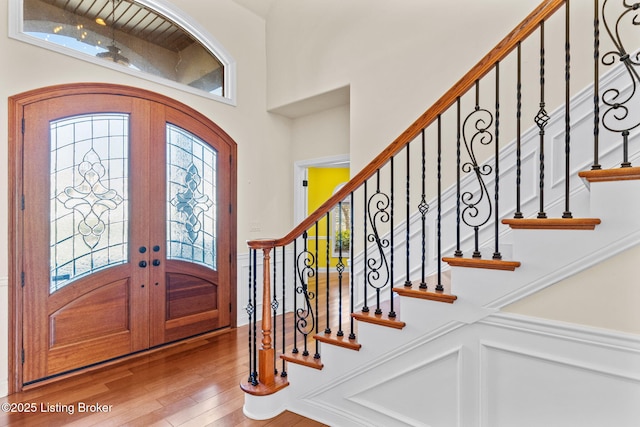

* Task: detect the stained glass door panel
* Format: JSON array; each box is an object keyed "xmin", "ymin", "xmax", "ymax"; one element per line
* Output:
[{"xmin": 20, "ymin": 89, "xmax": 235, "ymax": 386}]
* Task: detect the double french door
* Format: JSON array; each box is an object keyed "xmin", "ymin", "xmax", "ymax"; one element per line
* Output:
[{"xmin": 15, "ymin": 87, "xmax": 236, "ymax": 385}]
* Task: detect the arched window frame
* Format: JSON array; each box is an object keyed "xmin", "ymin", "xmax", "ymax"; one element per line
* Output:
[{"xmin": 8, "ymin": 0, "xmax": 237, "ymax": 105}]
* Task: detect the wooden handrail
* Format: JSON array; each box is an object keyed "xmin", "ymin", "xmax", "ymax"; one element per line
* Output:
[{"xmin": 247, "ymin": 0, "xmax": 565, "ymax": 249}]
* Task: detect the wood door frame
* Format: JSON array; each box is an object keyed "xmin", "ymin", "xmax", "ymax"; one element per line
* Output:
[{"xmin": 8, "ymin": 83, "xmax": 237, "ymax": 393}]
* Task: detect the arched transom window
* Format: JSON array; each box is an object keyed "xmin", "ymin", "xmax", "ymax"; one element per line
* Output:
[{"xmin": 10, "ymin": 0, "xmax": 235, "ymax": 103}]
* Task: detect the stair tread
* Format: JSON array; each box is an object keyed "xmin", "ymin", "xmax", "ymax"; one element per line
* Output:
[
  {"xmin": 351, "ymin": 311, "xmax": 406, "ymax": 329},
  {"xmin": 393, "ymin": 286, "xmax": 458, "ymax": 303},
  {"xmin": 442, "ymin": 257, "xmax": 521, "ymax": 271},
  {"xmin": 281, "ymin": 351, "xmax": 324, "ymax": 370},
  {"xmin": 314, "ymin": 332, "xmax": 361, "ymax": 351},
  {"xmin": 578, "ymin": 166, "xmax": 640, "ymax": 182},
  {"xmin": 502, "ymin": 218, "xmax": 601, "ymax": 230}
]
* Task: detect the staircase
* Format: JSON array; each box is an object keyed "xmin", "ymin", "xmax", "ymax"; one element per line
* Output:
[{"xmin": 241, "ymin": 1, "xmax": 640, "ymax": 425}]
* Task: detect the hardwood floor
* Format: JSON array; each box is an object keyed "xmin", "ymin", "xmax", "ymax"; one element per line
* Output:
[{"xmin": 0, "ymin": 325, "xmax": 327, "ymax": 427}]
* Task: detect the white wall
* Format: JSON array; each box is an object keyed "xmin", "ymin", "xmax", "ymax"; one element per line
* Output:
[{"xmin": 504, "ymin": 244, "xmax": 640, "ymax": 334}]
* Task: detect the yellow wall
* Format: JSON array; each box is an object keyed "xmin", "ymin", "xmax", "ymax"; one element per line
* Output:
[{"xmin": 307, "ymin": 167, "xmax": 350, "ymax": 268}]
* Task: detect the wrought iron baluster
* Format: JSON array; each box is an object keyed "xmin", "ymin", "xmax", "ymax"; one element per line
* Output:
[
  {"xmin": 349, "ymin": 191, "xmax": 356, "ymax": 340},
  {"xmin": 336, "ymin": 201, "xmax": 345, "ymax": 337},
  {"xmin": 436, "ymin": 116, "xmax": 444, "ymax": 292},
  {"xmin": 419, "ymin": 129, "xmax": 429, "ymax": 289},
  {"xmin": 405, "ymin": 144, "xmax": 412, "ymax": 287},
  {"xmin": 294, "ymin": 231, "xmax": 316, "ymax": 357},
  {"xmin": 281, "ymin": 245, "xmax": 287, "ymax": 377},
  {"xmin": 325, "ymin": 215, "xmax": 331, "ymax": 334},
  {"xmin": 362, "ymin": 180, "xmax": 369, "ymax": 313},
  {"xmin": 389, "ymin": 157, "xmax": 396, "ymax": 318},
  {"xmin": 515, "ymin": 42, "xmax": 524, "ymax": 218},
  {"xmin": 366, "ymin": 170, "xmax": 390, "ymax": 316},
  {"xmin": 461, "ymin": 80, "xmax": 494, "ymax": 258},
  {"xmin": 563, "ymin": 0, "xmax": 573, "ymax": 219},
  {"xmin": 247, "ymin": 249, "xmax": 257, "ymax": 385},
  {"xmin": 494, "ymin": 63, "xmax": 502, "ymax": 260},
  {"xmin": 592, "ymin": 0, "xmax": 602, "ymax": 171},
  {"xmin": 292, "ymin": 239, "xmax": 298, "ymax": 354},
  {"xmin": 251, "ymin": 249, "xmax": 258, "ymax": 384},
  {"xmin": 536, "ymin": 21, "xmax": 550, "ymax": 219},
  {"xmin": 272, "ymin": 248, "xmax": 278, "ymax": 375},
  {"xmin": 314, "ymin": 223, "xmax": 320, "ymax": 359},
  {"xmin": 455, "ymin": 97, "xmax": 463, "ymax": 257},
  {"xmin": 601, "ymin": 0, "xmax": 640, "ymax": 168}
]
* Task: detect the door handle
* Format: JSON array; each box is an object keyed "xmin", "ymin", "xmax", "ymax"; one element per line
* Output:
[{"xmin": 139, "ymin": 260, "xmax": 148, "ymax": 268}]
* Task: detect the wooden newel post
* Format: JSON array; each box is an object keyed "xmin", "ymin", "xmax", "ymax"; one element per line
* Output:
[
  {"xmin": 246, "ymin": 238, "xmax": 277, "ymax": 389},
  {"xmin": 258, "ymin": 245, "xmax": 275, "ymax": 387}
]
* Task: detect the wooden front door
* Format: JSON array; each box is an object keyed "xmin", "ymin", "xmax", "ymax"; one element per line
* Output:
[{"xmin": 15, "ymin": 86, "xmax": 236, "ymax": 386}]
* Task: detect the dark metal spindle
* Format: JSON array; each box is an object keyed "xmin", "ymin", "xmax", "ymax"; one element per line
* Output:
[
  {"xmin": 419, "ymin": 128, "xmax": 428, "ymax": 289},
  {"xmin": 251, "ymin": 249, "xmax": 258, "ymax": 384},
  {"xmin": 563, "ymin": 0, "xmax": 573, "ymax": 219},
  {"xmin": 325, "ymin": 213, "xmax": 331, "ymax": 334},
  {"xmin": 389, "ymin": 157, "xmax": 396, "ymax": 318},
  {"xmin": 405, "ymin": 143, "xmax": 412, "ymax": 287},
  {"xmin": 314, "ymin": 223, "xmax": 320, "ymax": 359},
  {"xmin": 592, "ymin": 0, "xmax": 602, "ymax": 170},
  {"xmin": 337, "ymin": 201, "xmax": 344, "ymax": 336},
  {"xmin": 436, "ymin": 116, "xmax": 444, "ymax": 292},
  {"xmin": 349, "ymin": 191, "xmax": 356, "ymax": 340},
  {"xmin": 281, "ymin": 245, "xmax": 287, "ymax": 377},
  {"xmin": 535, "ymin": 21, "xmax": 549, "ymax": 219},
  {"xmin": 494, "ymin": 63, "xmax": 502, "ymax": 260},
  {"xmin": 455, "ymin": 97, "xmax": 463, "ymax": 257},
  {"xmin": 375, "ymin": 170, "xmax": 382, "ymax": 316},
  {"xmin": 247, "ymin": 249, "xmax": 256, "ymax": 385},
  {"xmin": 272, "ymin": 248, "xmax": 278, "ymax": 375},
  {"xmin": 515, "ymin": 42, "xmax": 524, "ymax": 218},
  {"xmin": 362, "ymin": 180, "xmax": 369, "ymax": 313},
  {"xmin": 292, "ymin": 239, "xmax": 298, "ymax": 354}
]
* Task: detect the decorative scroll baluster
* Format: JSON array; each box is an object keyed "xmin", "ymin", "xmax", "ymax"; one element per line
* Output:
[
  {"xmin": 294, "ymin": 231, "xmax": 316, "ymax": 358},
  {"xmin": 436, "ymin": 116, "xmax": 444, "ymax": 292},
  {"xmin": 536, "ymin": 21, "xmax": 550, "ymax": 219},
  {"xmin": 563, "ymin": 0, "xmax": 573, "ymax": 219},
  {"xmin": 461, "ymin": 80, "xmax": 494, "ymax": 258},
  {"xmin": 419, "ymin": 129, "xmax": 429, "ymax": 289},
  {"xmin": 280, "ymin": 246, "xmax": 287, "ymax": 377},
  {"xmin": 405, "ymin": 142, "xmax": 412, "ymax": 287},
  {"xmin": 325, "ymin": 213, "xmax": 331, "ymax": 334},
  {"xmin": 515, "ymin": 42, "xmax": 524, "ymax": 218},
  {"xmin": 349, "ymin": 191, "xmax": 356, "ymax": 340},
  {"xmin": 592, "ymin": 0, "xmax": 602, "ymax": 171},
  {"xmin": 366, "ymin": 170, "xmax": 391, "ymax": 315},
  {"xmin": 455, "ymin": 97, "xmax": 463, "ymax": 257},
  {"xmin": 601, "ymin": 0, "xmax": 640, "ymax": 168},
  {"xmin": 493, "ymin": 63, "xmax": 502, "ymax": 259}
]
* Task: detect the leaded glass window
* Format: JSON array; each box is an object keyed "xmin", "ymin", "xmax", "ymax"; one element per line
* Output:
[
  {"xmin": 50, "ymin": 113, "xmax": 128, "ymax": 293},
  {"xmin": 167, "ymin": 124, "xmax": 217, "ymax": 269}
]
